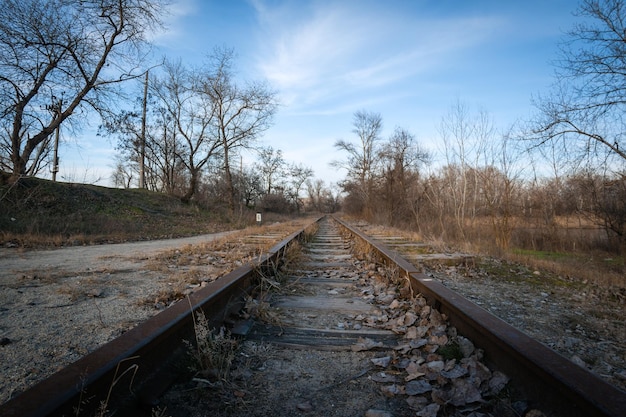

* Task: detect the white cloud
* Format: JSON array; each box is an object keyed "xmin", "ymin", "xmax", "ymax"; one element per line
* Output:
[
  {"xmin": 149, "ymin": 0, "xmax": 199, "ymax": 45},
  {"xmin": 255, "ymin": 5, "xmax": 364, "ymax": 89},
  {"xmin": 251, "ymin": 1, "xmax": 505, "ymax": 113}
]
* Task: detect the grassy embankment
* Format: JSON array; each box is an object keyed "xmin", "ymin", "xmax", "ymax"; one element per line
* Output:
[{"xmin": 0, "ymin": 177, "xmax": 245, "ymax": 247}]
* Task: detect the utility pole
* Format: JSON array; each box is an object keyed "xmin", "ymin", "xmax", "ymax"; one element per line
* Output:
[
  {"xmin": 140, "ymin": 70, "xmax": 149, "ymax": 189},
  {"xmin": 46, "ymin": 95, "xmax": 63, "ymax": 182},
  {"xmin": 52, "ymin": 119, "xmax": 60, "ymax": 182}
]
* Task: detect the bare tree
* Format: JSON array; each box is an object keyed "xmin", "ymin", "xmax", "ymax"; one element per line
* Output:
[
  {"xmin": 153, "ymin": 60, "xmax": 221, "ymax": 203},
  {"xmin": 379, "ymin": 126, "xmax": 430, "ymax": 224},
  {"xmin": 405, "ymin": 173, "xmax": 429, "ymax": 234},
  {"xmin": 533, "ymin": 0, "xmax": 626, "ymax": 167},
  {"xmin": 332, "ymin": 110, "xmax": 382, "ymax": 219},
  {"xmin": 287, "ymin": 163, "xmax": 314, "ymax": 213},
  {"xmin": 146, "ymin": 104, "xmax": 182, "ymax": 194},
  {"xmin": 201, "ymin": 47, "xmax": 278, "ymax": 213},
  {"xmin": 529, "ymin": 0, "xmax": 626, "ymax": 245},
  {"xmin": 438, "ymin": 100, "xmax": 495, "ymax": 239},
  {"xmin": 237, "ymin": 166, "xmax": 264, "ymax": 209},
  {"xmin": 421, "ymin": 172, "xmax": 447, "ymax": 237},
  {"xmin": 111, "ymin": 154, "xmax": 135, "ymax": 189},
  {"xmin": 478, "ymin": 130, "xmax": 525, "ymax": 250},
  {"xmin": 0, "ymin": 0, "xmax": 166, "ymax": 184},
  {"xmin": 256, "ymin": 146, "xmax": 285, "ymax": 195},
  {"xmin": 306, "ymin": 179, "xmax": 340, "ymax": 213},
  {"xmin": 306, "ymin": 179, "xmax": 325, "ymax": 212}
]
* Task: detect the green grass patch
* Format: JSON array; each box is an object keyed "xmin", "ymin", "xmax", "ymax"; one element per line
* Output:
[
  {"xmin": 438, "ymin": 342, "xmax": 464, "ymax": 361},
  {"xmin": 511, "ymin": 248, "xmax": 575, "ymax": 261}
]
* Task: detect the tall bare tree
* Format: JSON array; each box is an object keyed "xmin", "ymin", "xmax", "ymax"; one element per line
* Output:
[
  {"xmin": 530, "ymin": 0, "xmax": 626, "ymax": 246},
  {"xmin": 0, "ymin": 0, "xmax": 166, "ymax": 184},
  {"xmin": 332, "ymin": 110, "xmax": 383, "ymax": 219},
  {"xmin": 153, "ymin": 60, "xmax": 220, "ymax": 203},
  {"xmin": 287, "ymin": 163, "xmax": 314, "ymax": 213},
  {"xmin": 102, "ymin": 91, "xmax": 182, "ymax": 194},
  {"xmin": 379, "ymin": 127, "xmax": 430, "ymax": 224},
  {"xmin": 437, "ymin": 100, "xmax": 495, "ymax": 239},
  {"xmin": 478, "ymin": 130, "xmax": 524, "ymax": 250},
  {"xmin": 533, "ymin": 0, "xmax": 626, "ymax": 166},
  {"xmin": 256, "ymin": 146, "xmax": 285, "ymax": 195},
  {"xmin": 201, "ymin": 47, "xmax": 278, "ymax": 213}
]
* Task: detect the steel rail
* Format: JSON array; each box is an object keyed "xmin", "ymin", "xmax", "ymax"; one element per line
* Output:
[
  {"xmin": 0, "ymin": 220, "xmax": 318, "ymax": 417},
  {"xmin": 332, "ymin": 215, "xmax": 626, "ymax": 417}
]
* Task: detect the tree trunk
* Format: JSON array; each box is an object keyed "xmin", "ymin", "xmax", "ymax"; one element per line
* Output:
[
  {"xmin": 222, "ymin": 136, "xmax": 235, "ymax": 214},
  {"xmin": 181, "ymin": 170, "xmax": 197, "ymax": 203}
]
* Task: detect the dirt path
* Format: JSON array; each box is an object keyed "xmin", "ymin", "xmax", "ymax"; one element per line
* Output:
[
  {"xmin": 0, "ymin": 231, "xmax": 237, "ymax": 404},
  {"xmin": 0, "ymin": 232, "xmax": 236, "ymax": 278}
]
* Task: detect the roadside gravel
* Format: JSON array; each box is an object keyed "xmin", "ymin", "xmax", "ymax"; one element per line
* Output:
[
  {"xmin": 425, "ymin": 260, "xmax": 626, "ymax": 392},
  {"xmin": 358, "ymin": 224, "xmax": 626, "ymax": 394}
]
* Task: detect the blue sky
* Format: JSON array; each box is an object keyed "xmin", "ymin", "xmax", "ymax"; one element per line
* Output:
[{"xmin": 62, "ymin": 0, "xmax": 581, "ymax": 185}]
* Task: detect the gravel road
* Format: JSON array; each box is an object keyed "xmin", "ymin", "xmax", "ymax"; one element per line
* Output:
[
  {"xmin": 0, "ymin": 232, "xmax": 235, "ymax": 275},
  {"xmin": 0, "ymin": 231, "xmax": 236, "ymax": 404}
]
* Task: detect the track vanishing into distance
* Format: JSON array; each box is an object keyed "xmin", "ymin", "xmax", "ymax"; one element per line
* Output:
[{"xmin": 1, "ymin": 216, "xmax": 625, "ymax": 417}]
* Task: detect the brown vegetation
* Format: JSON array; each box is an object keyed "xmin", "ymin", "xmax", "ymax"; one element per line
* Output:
[{"xmin": 333, "ymin": 107, "xmax": 625, "ymax": 291}]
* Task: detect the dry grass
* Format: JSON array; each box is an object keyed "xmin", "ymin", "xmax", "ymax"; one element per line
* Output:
[
  {"xmin": 244, "ymin": 295, "xmax": 283, "ymax": 327},
  {"xmin": 148, "ymin": 219, "xmax": 315, "ymax": 269},
  {"xmin": 505, "ymin": 251, "xmax": 625, "ymax": 288},
  {"xmin": 73, "ymin": 357, "xmax": 140, "ymax": 417},
  {"xmin": 56, "ymin": 284, "xmax": 87, "ymax": 302},
  {"xmin": 138, "ymin": 272, "xmax": 201, "ymax": 309},
  {"xmin": 140, "ymin": 219, "xmax": 317, "ymax": 309},
  {"xmin": 352, "ymin": 220, "xmax": 625, "ymax": 290},
  {"xmin": 1, "ymin": 232, "xmax": 89, "ymax": 248},
  {"xmin": 244, "ymin": 234, "xmax": 313, "ymax": 328},
  {"xmin": 348, "ymin": 236, "xmax": 383, "ymax": 268},
  {"xmin": 186, "ymin": 310, "xmax": 238, "ymax": 382}
]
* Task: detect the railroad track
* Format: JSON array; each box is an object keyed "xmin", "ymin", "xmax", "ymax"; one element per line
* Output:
[{"xmin": 1, "ymin": 216, "xmax": 624, "ymax": 417}]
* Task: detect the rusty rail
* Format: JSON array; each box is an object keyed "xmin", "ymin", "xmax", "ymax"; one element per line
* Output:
[
  {"xmin": 0, "ymin": 220, "xmax": 319, "ymax": 417},
  {"xmin": 332, "ymin": 215, "xmax": 626, "ymax": 417}
]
